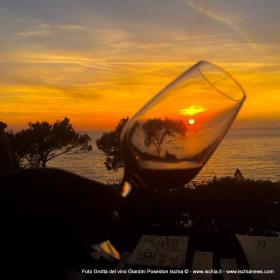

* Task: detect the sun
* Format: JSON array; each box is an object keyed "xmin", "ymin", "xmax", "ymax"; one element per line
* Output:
[{"xmin": 188, "ymin": 118, "xmax": 195, "ymax": 125}]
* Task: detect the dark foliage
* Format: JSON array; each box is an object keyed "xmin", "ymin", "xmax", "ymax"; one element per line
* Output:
[
  {"xmin": 8, "ymin": 117, "xmax": 92, "ymax": 168},
  {"xmin": 120, "ymin": 177, "xmax": 280, "ymax": 236},
  {"xmin": 96, "ymin": 117, "xmax": 128, "ymax": 171}
]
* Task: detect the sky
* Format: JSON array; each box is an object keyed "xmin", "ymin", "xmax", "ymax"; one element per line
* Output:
[{"xmin": 0, "ymin": 0, "xmax": 279, "ymax": 130}]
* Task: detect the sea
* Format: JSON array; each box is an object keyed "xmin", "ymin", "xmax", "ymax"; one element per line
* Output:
[{"xmin": 48, "ymin": 128, "xmax": 280, "ymax": 184}]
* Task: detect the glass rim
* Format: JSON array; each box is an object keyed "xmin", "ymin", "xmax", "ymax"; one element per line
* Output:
[{"xmin": 197, "ymin": 60, "xmax": 246, "ymax": 103}]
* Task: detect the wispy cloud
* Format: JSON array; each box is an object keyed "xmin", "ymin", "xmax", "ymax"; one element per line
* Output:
[
  {"xmin": 16, "ymin": 23, "xmax": 89, "ymax": 37},
  {"xmin": 59, "ymin": 24, "xmax": 88, "ymax": 32},
  {"xmin": 184, "ymin": 0, "xmax": 266, "ymax": 55},
  {"xmin": 185, "ymin": 0, "xmax": 242, "ymax": 34}
]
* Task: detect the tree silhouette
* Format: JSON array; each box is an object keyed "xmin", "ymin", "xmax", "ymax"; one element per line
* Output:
[
  {"xmin": 96, "ymin": 117, "xmax": 128, "ymax": 171},
  {"xmin": 96, "ymin": 117, "xmax": 187, "ymax": 171},
  {"xmin": 8, "ymin": 118, "xmax": 91, "ymax": 168},
  {"xmin": 0, "ymin": 121, "xmax": 18, "ymax": 172},
  {"xmin": 142, "ymin": 118, "xmax": 187, "ymax": 156}
]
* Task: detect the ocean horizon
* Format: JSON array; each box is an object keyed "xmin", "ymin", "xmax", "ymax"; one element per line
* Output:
[{"xmin": 48, "ymin": 128, "xmax": 280, "ymax": 184}]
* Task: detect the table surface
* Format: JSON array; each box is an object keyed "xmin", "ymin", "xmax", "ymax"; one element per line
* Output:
[{"xmin": 83, "ymin": 233, "xmax": 280, "ymax": 280}]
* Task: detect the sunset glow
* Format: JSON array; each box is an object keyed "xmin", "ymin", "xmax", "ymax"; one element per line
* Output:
[
  {"xmin": 180, "ymin": 106, "xmax": 206, "ymax": 116},
  {"xmin": 0, "ymin": 1, "xmax": 279, "ymax": 130}
]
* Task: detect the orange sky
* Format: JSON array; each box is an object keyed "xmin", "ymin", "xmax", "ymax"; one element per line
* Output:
[{"xmin": 0, "ymin": 1, "xmax": 279, "ymax": 131}]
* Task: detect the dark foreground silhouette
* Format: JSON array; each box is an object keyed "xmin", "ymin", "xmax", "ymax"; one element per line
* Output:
[
  {"xmin": 0, "ymin": 167, "xmax": 279, "ymax": 279},
  {"xmin": 120, "ymin": 176, "xmax": 280, "ymax": 236},
  {"xmin": 0, "ymin": 168, "xmax": 123, "ymax": 280}
]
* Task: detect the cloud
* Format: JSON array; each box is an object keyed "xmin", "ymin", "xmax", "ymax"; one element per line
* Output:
[
  {"xmin": 184, "ymin": 0, "xmax": 280, "ymax": 52},
  {"xmin": 59, "ymin": 24, "xmax": 88, "ymax": 32},
  {"xmin": 184, "ymin": 0, "xmax": 259, "ymax": 51},
  {"xmin": 16, "ymin": 24, "xmax": 51, "ymax": 37},
  {"xmin": 185, "ymin": 0, "xmax": 242, "ymax": 33},
  {"xmin": 16, "ymin": 23, "xmax": 89, "ymax": 39}
]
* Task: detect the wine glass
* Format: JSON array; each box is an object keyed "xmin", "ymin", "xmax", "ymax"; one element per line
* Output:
[{"xmin": 120, "ymin": 61, "xmax": 246, "ymax": 192}]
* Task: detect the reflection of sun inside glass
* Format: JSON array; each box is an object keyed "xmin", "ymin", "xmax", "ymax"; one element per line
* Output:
[{"xmin": 180, "ymin": 105, "xmax": 206, "ymax": 116}]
